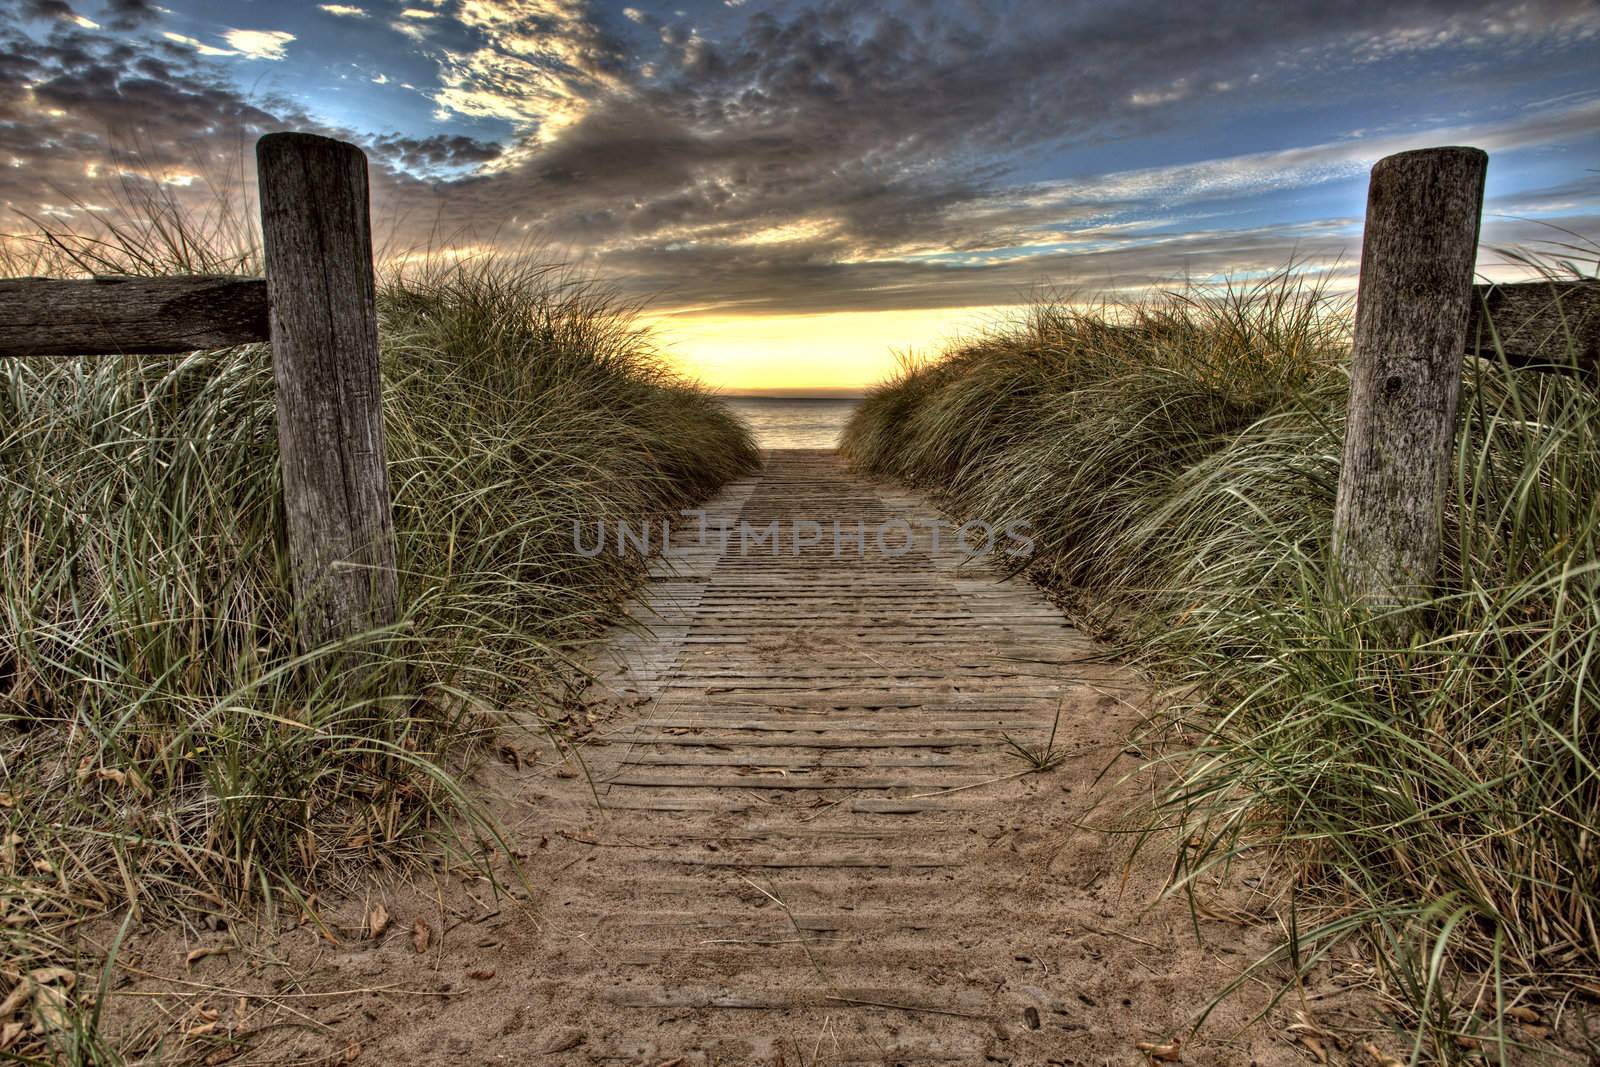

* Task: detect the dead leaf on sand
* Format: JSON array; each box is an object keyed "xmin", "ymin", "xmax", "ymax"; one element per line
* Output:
[
  {"xmin": 0, "ymin": 967, "xmax": 76, "ymax": 1037},
  {"xmin": 1363, "ymin": 1042, "xmax": 1404, "ymax": 1067},
  {"xmin": 1135, "ymin": 1036, "xmax": 1182, "ymax": 1062},
  {"xmin": 1287, "ymin": 1010, "xmax": 1336, "ymax": 1063},
  {"xmin": 1294, "ymin": 1032, "xmax": 1328, "ymax": 1063},
  {"xmin": 411, "ymin": 918, "xmax": 431, "ymax": 954},
  {"xmin": 185, "ymin": 946, "xmax": 230, "ymax": 967},
  {"xmin": 26, "ymin": 968, "xmax": 75, "ymax": 1034},
  {"xmin": 366, "ymin": 902, "xmax": 390, "ymax": 939},
  {"xmin": 0, "ymin": 982, "xmax": 32, "ymax": 1019}
]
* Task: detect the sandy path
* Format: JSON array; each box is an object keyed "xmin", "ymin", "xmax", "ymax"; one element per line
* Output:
[{"xmin": 272, "ymin": 450, "xmax": 1317, "ymax": 1065}]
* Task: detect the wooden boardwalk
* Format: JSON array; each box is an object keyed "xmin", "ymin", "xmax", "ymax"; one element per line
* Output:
[{"xmin": 352, "ymin": 450, "xmax": 1296, "ymax": 1065}]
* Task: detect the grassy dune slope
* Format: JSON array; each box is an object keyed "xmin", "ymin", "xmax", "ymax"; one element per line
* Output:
[
  {"xmin": 843, "ymin": 272, "xmax": 1599, "ymax": 1058},
  {"xmin": 0, "ymin": 252, "xmax": 758, "ymax": 1062}
]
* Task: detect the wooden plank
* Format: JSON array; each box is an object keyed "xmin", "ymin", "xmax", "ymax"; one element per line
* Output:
[
  {"xmin": 1467, "ymin": 279, "xmax": 1599, "ymax": 372},
  {"xmin": 851, "ymin": 797, "xmax": 986, "ymax": 813},
  {"xmin": 256, "ymin": 132, "xmax": 399, "ymax": 647},
  {"xmin": 605, "ymin": 773, "xmax": 988, "ymax": 790},
  {"xmin": 586, "ymin": 1036, "xmax": 983, "ymax": 1064},
  {"xmin": 620, "ymin": 753, "xmax": 967, "ymax": 768},
  {"xmin": 656, "ymin": 852, "xmax": 959, "ymax": 869},
  {"xmin": 609, "ymin": 911, "xmax": 941, "ymax": 934},
  {"xmin": 1333, "ymin": 146, "xmax": 1487, "ymax": 612},
  {"xmin": 630, "ymin": 718, "xmax": 1025, "ymax": 732},
  {"xmin": 608, "ymin": 986, "xmax": 989, "ymax": 1014},
  {"xmin": 0, "ymin": 275, "xmax": 268, "ymax": 356},
  {"xmin": 599, "ymin": 798, "xmax": 752, "ymax": 813},
  {"xmin": 618, "ymin": 734, "xmax": 991, "ymax": 748}
]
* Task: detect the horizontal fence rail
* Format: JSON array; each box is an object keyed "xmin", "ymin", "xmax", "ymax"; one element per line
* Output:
[
  {"xmin": 1467, "ymin": 279, "xmax": 1599, "ymax": 373},
  {"xmin": 0, "ymin": 275, "xmax": 268, "ymax": 356}
]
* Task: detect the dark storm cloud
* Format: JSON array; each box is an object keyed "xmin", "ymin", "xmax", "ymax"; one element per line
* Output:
[
  {"xmin": 3, "ymin": 0, "xmax": 1598, "ymax": 312},
  {"xmin": 611, "ymin": 221, "xmax": 1365, "ymax": 316},
  {"xmin": 369, "ymin": 133, "xmax": 504, "ymax": 173},
  {"xmin": 103, "ymin": 0, "xmax": 160, "ymax": 31},
  {"xmin": 18, "ymin": 0, "xmax": 76, "ymax": 21},
  {"xmin": 360, "ymin": 0, "xmax": 1599, "ymax": 309},
  {"xmin": 605, "ymin": 213, "xmax": 1590, "ymax": 317}
]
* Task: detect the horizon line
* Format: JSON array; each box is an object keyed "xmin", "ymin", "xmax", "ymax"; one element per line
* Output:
[{"xmin": 719, "ymin": 389, "xmax": 868, "ymax": 399}]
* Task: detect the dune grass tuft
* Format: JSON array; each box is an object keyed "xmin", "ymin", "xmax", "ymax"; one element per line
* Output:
[
  {"xmin": 0, "ymin": 224, "xmax": 758, "ymax": 1061},
  {"xmin": 843, "ymin": 269, "xmax": 1599, "ymax": 1060}
]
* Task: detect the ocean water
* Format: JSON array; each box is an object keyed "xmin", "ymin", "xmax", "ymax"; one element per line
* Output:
[{"xmin": 725, "ymin": 396, "xmax": 861, "ymax": 449}]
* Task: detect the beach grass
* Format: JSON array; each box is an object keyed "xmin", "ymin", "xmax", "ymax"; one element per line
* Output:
[
  {"xmin": 843, "ymin": 267, "xmax": 1599, "ymax": 1059},
  {"xmin": 0, "ymin": 213, "xmax": 759, "ymax": 1062}
]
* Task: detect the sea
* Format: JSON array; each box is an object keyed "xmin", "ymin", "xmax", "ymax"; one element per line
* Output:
[{"xmin": 724, "ymin": 396, "xmax": 861, "ymax": 450}]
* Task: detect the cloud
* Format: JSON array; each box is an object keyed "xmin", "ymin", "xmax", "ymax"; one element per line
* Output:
[
  {"xmin": 369, "ymin": 132, "xmax": 504, "ymax": 173},
  {"xmin": 1129, "ymin": 79, "xmax": 1193, "ymax": 108},
  {"xmin": 103, "ymin": 0, "xmax": 159, "ymax": 30},
  {"xmin": 3, "ymin": 0, "xmax": 1598, "ymax": 321},
  {"xmin": 318, "ymin": 3, "xmax": 368, "ymax": 17},
  {"xmin": 160, "ymin": 28, "xmax": 294, "ymax": 60},
  {"xmin": 221, "ymin": 29, "xmax": 295, "ymax": 60},
  {"xmin": 429, "ymin": 0, "xmax": 631, "ymax": 145},
  {"xmin": 161, "ymin": 31, "xmax": 239, "ymax": 57},
  {"xmin": 383, "ymin": 0, "xmax": 1596, "ymax": 256},
  {"xmin": 19, "ymin": 0, "xmax": 76, "ymax": 20}
]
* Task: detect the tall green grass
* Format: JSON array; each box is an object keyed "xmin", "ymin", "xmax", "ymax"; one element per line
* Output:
[
  {"xmin": 844, "ymin": 271, "xmax": 1599, "ymax": 1060},
  {"xmin": 0, "ymin": 223, "xmax": 758, "ymax": 1061}
]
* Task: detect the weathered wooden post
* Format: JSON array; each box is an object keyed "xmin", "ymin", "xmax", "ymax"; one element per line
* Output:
[
  {"xmin": 1332, "ymin": 146, "xmax": 1488, "ymax": 615},
  {"xmin": 256, "ymin": 132, "xmax": 399, "ymax": 648}
]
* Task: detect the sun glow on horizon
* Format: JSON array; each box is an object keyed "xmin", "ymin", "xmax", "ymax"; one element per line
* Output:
[{"xmin": 645, "ymin": 305, "xmax": 1014, "ymax": 394}]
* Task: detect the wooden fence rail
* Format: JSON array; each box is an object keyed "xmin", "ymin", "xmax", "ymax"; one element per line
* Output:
[
  {"xmin": 0, "ymin": 132, "xmax": 398, "ymax": 651},
  {"xmin": 1467, "ymin": 279, "xmax": 1599, "ymax": 372},
  {"xmin": 0, "ymin": 275, "xmax": 268, "ymax": 356}
]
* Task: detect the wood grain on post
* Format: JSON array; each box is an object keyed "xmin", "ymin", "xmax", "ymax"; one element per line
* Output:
[
  {"xmin": 0, "ymin": 275, "xmax": 267, "ymax": 356},
  {"xmin": 256, "ymin": 132, "xmax": 398, "ymax": 648},
  {"xmin": 1332, "ymin": 146, "xmax": 1488, "ymax": 612}
]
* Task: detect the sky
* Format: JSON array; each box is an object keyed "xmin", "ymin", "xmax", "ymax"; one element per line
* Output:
[{"xmin": 2, "ymin": 0, "xmax": 1598, "ymax": 392}]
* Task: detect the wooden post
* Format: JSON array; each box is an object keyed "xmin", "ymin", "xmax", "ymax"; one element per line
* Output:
[
  {"xmin": 256, "ymin": 132, "xmax": 398, "ymax": 648},
  {"xmin": 1332, "ymin": 146, "xmax": 1488, "ymax": 613}
]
